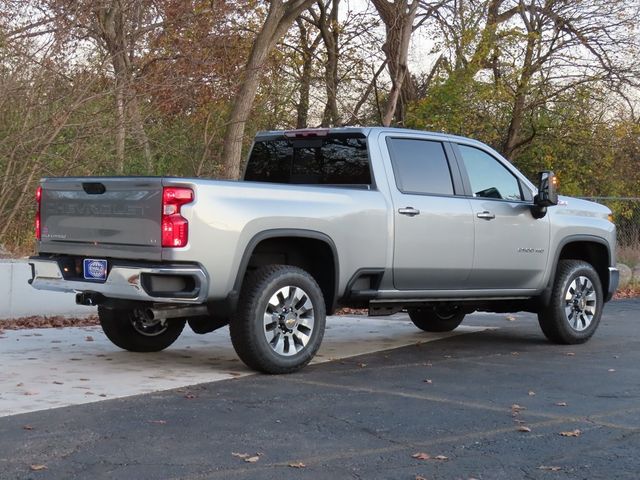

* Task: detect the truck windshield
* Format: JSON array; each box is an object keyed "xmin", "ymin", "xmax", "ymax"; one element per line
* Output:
[{"xmin": 244, "ymin": 133, "xmax": 372, "ymax": 186}]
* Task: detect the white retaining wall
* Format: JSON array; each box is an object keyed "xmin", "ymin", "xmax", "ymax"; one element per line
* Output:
[{"xmin": 0, "ymin": 260, "xmax": 95, "ymax": 320}]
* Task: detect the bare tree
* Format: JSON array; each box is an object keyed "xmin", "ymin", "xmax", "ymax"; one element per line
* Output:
[
  {"xmin": 307, "ymin": 0, "xmax": 341, "ymax": 127},
  {"xmin": 294, "ymin": 17, "xmax": 321, "ymax": 128},
  {"xmin": 370, "ymin": 0, "xmax": 419, "ymax": 126},
  {"xmin": 220, "ymin": 0, "xmax": 317, "ymax": 180}
]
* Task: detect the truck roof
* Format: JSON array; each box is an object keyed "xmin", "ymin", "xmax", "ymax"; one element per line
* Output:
[{"xmin": 254, "ymin": 127, "xmax": 485, "ymax": 147}]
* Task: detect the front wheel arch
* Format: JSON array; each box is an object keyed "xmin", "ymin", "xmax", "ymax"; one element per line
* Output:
[{"xmin": 541, "ymin": 237, "xmax": 611, "ymax": 307}]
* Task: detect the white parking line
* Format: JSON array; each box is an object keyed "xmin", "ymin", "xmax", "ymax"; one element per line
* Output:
[{"xmin": 0, "ymin": 316, "xmax": 491, "ymax": 417}]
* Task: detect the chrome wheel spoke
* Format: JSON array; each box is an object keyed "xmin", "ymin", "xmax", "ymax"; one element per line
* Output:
[
  {"xmin": 272, "ymin": 333, "xmax": 286, "ymax": 355},
  {"xmin": 563, "ymin": 276, "xmax": 597, "ymax": 332},
  {"xmin": 263, "ymin": 285, "xmax": 315, "ymax": 357}
]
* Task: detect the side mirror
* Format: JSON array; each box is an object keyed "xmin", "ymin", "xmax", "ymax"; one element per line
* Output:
[
  {"xmin": 534, "ymin": 171, "xmax": 558, "ymax": 207},
  {"xmin": 531, "ymin": 171, "xmax": 558, "ymax": 219}
]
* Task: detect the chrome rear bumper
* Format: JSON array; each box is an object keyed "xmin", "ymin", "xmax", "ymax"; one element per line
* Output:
[{"xmin": 28, "ymin": 258, "xmax": 208, "ymax": 304}]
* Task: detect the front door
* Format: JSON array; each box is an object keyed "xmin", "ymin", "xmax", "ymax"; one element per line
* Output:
[{"xmin": 455, "ymin": 144, "xmax": 550, "ymax": 290}]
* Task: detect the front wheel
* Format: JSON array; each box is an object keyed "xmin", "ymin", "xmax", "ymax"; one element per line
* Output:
[
  {"xmin": 537, "ymin": 260, "xmax": 603, "ymax": 344},
  {"xmin": 98, "ymin": 306, "xmax": 186, "ymax": 352},
  {"xmin": 230, "ymin": 265, "xmax": 326, "ymax": 374},
  {"xmin": 408, "ymin": 304, "xmax": 465, "ymax": 332}
]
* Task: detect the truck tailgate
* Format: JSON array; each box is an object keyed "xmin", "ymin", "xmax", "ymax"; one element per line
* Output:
[{"xmin": 39, "ymin": 177, "xmax": 163, "ymax": 261}]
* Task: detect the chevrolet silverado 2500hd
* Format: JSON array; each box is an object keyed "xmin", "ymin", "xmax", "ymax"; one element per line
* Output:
[{"xmin": 29, "ymin": 128, "xmax": 619, "ymax": 373}]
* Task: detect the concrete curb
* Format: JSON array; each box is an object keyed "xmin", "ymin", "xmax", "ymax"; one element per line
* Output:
[{"xmin": 0, "ymin": 260, "xmax": 95, "ymax": 320}]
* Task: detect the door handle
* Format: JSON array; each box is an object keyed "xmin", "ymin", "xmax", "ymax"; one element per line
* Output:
[
  {"xmin": 398, "ymin": 207, "xmax": 420, "ymax": 217},
  {"xmin": 477, "ymin": 211, "xmax": 495, "ymax": 220}
]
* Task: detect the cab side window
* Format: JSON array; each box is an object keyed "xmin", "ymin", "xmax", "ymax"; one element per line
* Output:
[{"xmin": 458, "ymin": 145, "xmax": 523, "ymax": 201}]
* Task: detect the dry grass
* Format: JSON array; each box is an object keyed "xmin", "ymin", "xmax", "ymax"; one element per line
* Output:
[{"xmin": 618, "ymin": 244, "xmax": 640, "ymax": 268}]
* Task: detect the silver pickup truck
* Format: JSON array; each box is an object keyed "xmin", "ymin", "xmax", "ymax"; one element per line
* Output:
[{"xmin": 29, "ymin": 127, "xmax": 619, "ymax": 373}]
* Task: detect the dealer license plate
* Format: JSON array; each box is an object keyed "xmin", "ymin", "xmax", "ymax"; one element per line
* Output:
[{"xmin": 83, "ymin": 259, "xmax": 108, "ymax": 281}]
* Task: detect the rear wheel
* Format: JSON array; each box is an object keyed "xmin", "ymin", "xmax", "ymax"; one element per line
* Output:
[
  {"xmin": 538, "ymin": 260, "xmax": 603, "ymax": 344},
  {"xmin": 230, "ymin": 265, "xmax": 326, "ymax": 374},
  {"xmin": 98, "ymin": 306, "xmax": 186, "ymax": 352},
  {"xmin": 408, "ymin": 304, "xmax": 465, "ymax": 332}
]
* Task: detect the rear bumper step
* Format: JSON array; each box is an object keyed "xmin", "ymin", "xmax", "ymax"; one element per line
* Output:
[{"xmin": 28, "ymin": 258, "xmax": 209, "ymax": 304}]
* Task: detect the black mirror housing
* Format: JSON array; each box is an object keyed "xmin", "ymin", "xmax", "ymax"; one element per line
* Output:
[{"xmin": 534, "ymin": 171, "xmax": 558, "ymax": 207}]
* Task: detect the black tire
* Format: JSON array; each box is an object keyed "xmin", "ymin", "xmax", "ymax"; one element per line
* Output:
[
  {"xmin": 230, "ymin": 265, "xmax": 326, "ymax": 374},
  {"xmin": 538, "ymin": 259, "xmax": 603, "ymax": 344},
  {"xmin": 98, "ymin": 306, "xmax": 186, "ymax": 352},
  {"xmin": 408, "ymin": 304, "xmax": 465, "ymax": 332}
]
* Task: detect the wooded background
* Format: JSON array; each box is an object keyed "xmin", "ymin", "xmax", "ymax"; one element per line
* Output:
[{"xmin": 1, "ymin": 0, "xmax": 639, "ymax": 256}]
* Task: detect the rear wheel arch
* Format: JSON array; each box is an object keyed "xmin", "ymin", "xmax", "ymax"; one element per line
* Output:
[{"xmin": 233, "ymin": 229, "xmax": 339, "ymax": 314}]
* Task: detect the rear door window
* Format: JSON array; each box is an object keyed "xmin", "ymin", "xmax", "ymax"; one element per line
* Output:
[{"xmin": 387, "ymin": 138, "xmax": 454, "ymax": 196}]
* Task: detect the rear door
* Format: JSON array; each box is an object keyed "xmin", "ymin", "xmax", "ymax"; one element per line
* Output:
[
  {"xmin": 384, "ymin": 135, "xmax": 474, "ymax": 290},
  {"xmin": 453, "ymin": 144, "xmax": 550, "ymax": 289},
  {"xmin": 39, "ymin": 177, "xmax": 163, "ymax": 261}
]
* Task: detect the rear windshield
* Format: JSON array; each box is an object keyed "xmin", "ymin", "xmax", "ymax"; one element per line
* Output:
[{"xmin": 244, "ymin": 133, "xmax": 372, "ymax": 186}]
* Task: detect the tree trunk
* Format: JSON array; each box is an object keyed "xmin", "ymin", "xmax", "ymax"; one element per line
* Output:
[
  {"xmin": 220, "ymin": 0, "xmax": 316, "ymax": 179},
  {"xmin": 318, "ymin": 0, "xmax": 340, "ymax": 127},
  {"xmin": 371, "ymin": 0, "xmax": 419, "ymax": 127},
  {"xmin": 503, "ymin": 12, "xmax": 537, "ymax": 157},
  {"xmin": 128, "ymin": 97, "xmax": 153, "ymax": 173},
  {"xmin": 95, "ymin": 0, "xmax": 153, "ymax": 174},
  {"xmin": 114, "ymin": 82, "xmax": 126, "ymax": 173},
  {"xmin": 295, "ymin": 17, "xmax": 318, "ymax": 129}
]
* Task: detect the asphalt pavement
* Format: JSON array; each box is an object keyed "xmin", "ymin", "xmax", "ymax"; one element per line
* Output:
[{"xmin": 1, "ymin": 299, "xmax": 639, "ymax": 480}]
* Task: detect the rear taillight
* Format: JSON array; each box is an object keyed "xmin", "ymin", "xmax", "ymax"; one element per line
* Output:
[
  {"xmin": 35, "ymin": 186, "xmax": 42, "ymax": 240},
  {"xmin": 161, "ymin": 187, "xmax": 193, "ymax": 248}
]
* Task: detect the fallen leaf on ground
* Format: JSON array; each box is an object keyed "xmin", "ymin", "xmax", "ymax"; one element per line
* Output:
[
  {"xmin": 289, "ymin": 462, "xmax": 306, "ymax": 468},
  {"xmin": 555, "ymin": 402, "xmax": 568, "ymax": 407},
  {"xmin": 412, "ymin": 452, "xmax": 431, "ymax": 460},
  {"xmin": 30, "ymin": 465, "xmax": 47, "ymax": 471},
  {"xmin": 244, "ymin": 456, "xmax": 260, "ymax": 463},
  {"xmin": 539, "ymin": 465, "xmax": 562, "ymax": 471},
  {"xmin": 23, "ymin": 425, "xmax": 33, "ymax": 430},
  {"xmin": 517, "ymin": 426, "xmax": 532, "ymax": 432},
  {"xmin": 559, "ymin": 429, "xmax": 581, "ymax": 437}
]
